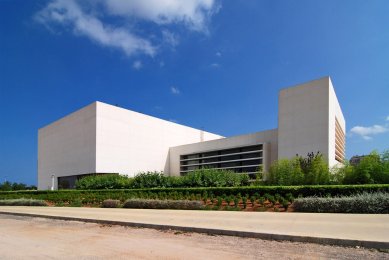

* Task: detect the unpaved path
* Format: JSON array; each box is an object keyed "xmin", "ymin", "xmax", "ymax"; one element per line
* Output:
[{"xmin": 0, "ymin": 214, "xmax": 387, "ymax": 259}]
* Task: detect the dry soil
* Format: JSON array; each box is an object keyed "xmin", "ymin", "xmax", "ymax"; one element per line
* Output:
[{"xmin": 0, "ymin": 214, "xmax": 387, "ymax": 260}]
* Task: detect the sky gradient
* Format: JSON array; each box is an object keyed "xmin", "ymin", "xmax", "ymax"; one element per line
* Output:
[{"xmin": 1, "ymin": 0, "xmax": 388, "ymax": 185}]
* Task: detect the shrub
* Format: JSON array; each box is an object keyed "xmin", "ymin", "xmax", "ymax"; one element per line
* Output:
[
  {"xmin": 343, "ymin": 151, "xmax": 389, "ymax": 184},
  {"xmin": 75, "ymin": 169, "xmax": 250, "ymax": 190},
  {"xmin": 69, "ymin": 198, "xmax": 83, "ymax": 207},
  {"xmin": 0, "ymin": 198, "xmax": 47, "ymax": 206},
  {"xmin": 266, "ymin": 152, "xmax": 330, "ymax": 185},
  {"xmin": 131, "ymin": 172, "xmax": 173, "ymax": 189},
  {"xmin": 102, "ymin": 199, "xmax": 121, "ymax": 208},
  {"xmin": 267, "ymin": 158, "xmax": 304, "ymax": 185},
  {"xmin": 182, "ymin": 168, "xmax": 249, "ymax": 188},
  {"xmin": 293, "ymin": 192, "xmax": 389, "ymax": 213},
  {"xmin": 75, "ymin": 174, "xmax": 133, "ymax": 190},
  {"xmin": 122, "ymin": 199, "xmax": 204, "ymax": 210},
  {"xmin": 1, "ymin": 184, "xmax": 388, "ymax": 206},
  {"xmin": 0, "ymin": 182, "xmax": 36, "ymax": 191}
]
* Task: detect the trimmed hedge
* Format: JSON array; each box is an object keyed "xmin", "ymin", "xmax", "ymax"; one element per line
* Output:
[
  {"xmin": 293, "ymin": 192, "xmax": 389, "ymax": 213},
  {"xmin": 123, "ymin": 199, "xmax": 204, "ymax": 210},
  {"xmin": 102, "ymin": 199, "xmax": 121, "ymax": 208},
  {"xmin": 0, "ymin": 198, "xmax": 47, "ymax": 206},
  {"xmin": 75, "ymin": 169, "xmax": 250, "ymax": 190},
  {"xmin": 0, "ymin": 184, "xmax": 387, "ymax": 206}
]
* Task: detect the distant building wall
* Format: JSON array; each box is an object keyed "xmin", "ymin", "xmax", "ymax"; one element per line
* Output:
[
  {"xmin": 38, "ymin": 102, "xmax": 223, "ymax": 190},
  {"xmin": 94, "ymin": 102, "xmax": 223, "ymax": 177},
  {"xmin": 169, "ymin": 129, "xmax": 278, "ymax": 176},
  {"xmin": 277, "ymin": 77, "xmax": 345, "ymax": 167},
  {"xmin": 38, "ymin": 103, "xmax": 97, "ymax": 190},
  {"xmin": 328, "ymin": 79, "xmax": 346, "ymax": 166}
]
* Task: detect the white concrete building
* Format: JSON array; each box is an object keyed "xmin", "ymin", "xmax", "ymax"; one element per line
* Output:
[{"xmin": 38, "ymin": 77, "xmax": 345, "ymax": 190}]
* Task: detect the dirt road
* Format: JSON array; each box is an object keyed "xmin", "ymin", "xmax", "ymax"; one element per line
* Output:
[{"xmin": 0, "ymin": 214, "xmax": 387, "ymax": 259}]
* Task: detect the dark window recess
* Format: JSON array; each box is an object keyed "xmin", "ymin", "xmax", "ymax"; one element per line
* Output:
[
  {"xmin": 206, "ymin": 163, "xmax": 219, "ymax": 168},
  {"xmin": 58, "ymin": 176, "xmax": 76, "ymax": 189},
  {"xmin": 203, "ymin": 157, "xmax": 219, "ymax": 163},
  {"xmin": 220, "ymin": 148, "xmax": 240, "ymax": 155},
  {"xmin": 179, "ymin": 144, "xmax": 264, "ymax": 176},
  {"xmin": 220, "ymin": 162, "xmax": 240, "ymax": 168},
  {"xmin": 202, "ymin": 151, "xmax": 219, "ymax": 157},
  {"xmin": 241, "ymin": 159, "xmax": 262, "ymax": 166},
  {"xmin": 241, "ymin": 145, "xmax": 262, "ymax": 152},
  {"xmin": 242, "ymin": 167, "xmax": 259, "ymax": 173},
  {"xmin": 184, "ymin": 160, "xmax": 200, "ymax": 165},
  {"xmin": 241, "ymin": 152, "xmax": 262, "ymax": 159},
  {"xmin": 187, "ymin": 166, "xmax": 199, "ymax": 171},
  {"xmin": 187, "ymin": 154, "xmax": 199, "ymax": 159},
  {"xmin": 220, "ymin": 154, "xmax": 241, "ymax": 161}
]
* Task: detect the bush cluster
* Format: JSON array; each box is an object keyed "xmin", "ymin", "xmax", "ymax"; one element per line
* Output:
[
  {"xmin": 102, "ymin": 199, "xmax": 121, "ymax": 208},
  {"xmin": 75, "ymin": 174, "xmax": 133, "ymax": 190},
  {"xmin": 266, "ymin": 152, "xmax": 331, "ymax": 185},
  {"xmin": 0, "ymin": 198, "xmax": 47, "ymax": 206},
  {"xmin": 335, "ymin": 151, "xmax": 389, "ymax": 184},
  {"xmin": 266, "ymin": 150, "xmax": 389, "ymax": 185},
  {"xmin": 293, "ymin": 192, "xmax": 389, "ymax": 214},
  {"xmin": 0, "ymin": 184, "xmax": 387, "ymax": 206},
  {"xmin": 123, "ymin": 199, "xmax": 204, "ymax": 210},
  {"xmin": 75, "ymin": 169, "xmax": 250, "ymax": 190},
  {"xmin": 0, "ymin": 181, "xmax": 37, "ymax": 191}
]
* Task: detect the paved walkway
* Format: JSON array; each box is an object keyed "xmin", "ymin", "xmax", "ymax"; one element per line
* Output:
[{"xmin": 0, "ymin": 206, "xmax": 388, "ymax": 249}]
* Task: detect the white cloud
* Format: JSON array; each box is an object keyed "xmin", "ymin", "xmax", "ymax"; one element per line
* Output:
[
  {"xmin": 132, "ymin": 60, "xmax": 142, "ymax": 70},
  {"xmin": 215, "ymin": 51, "xmax": 221, "ymax": 57},
  {"xmin": 386, "ymin": 116, "xmax": 389, "ymax": 121},
  {"xmin": 350, "ymin": 124, "xmax": 389, "ymax": 140},
  {"xmin": 162, "ymin": 30, "xmax": 179, "ymax": 48},
  {"xmin": 210, "ymin": 63, "xmax": 220, "ymax": 68},
  {"xmin": 170, "ymin": 86, "xmax": 180, "ymax": 95},
  {"xmin": 35, "ymin": 0, "xmax": 219, "ymax": 58},
  {"xmin": 35, "ymin": 0, "xmax": 156, "ymax": 57},
  {"xmin": 102, "ymin": 0, "xmax": 219, "ymax": 32}
]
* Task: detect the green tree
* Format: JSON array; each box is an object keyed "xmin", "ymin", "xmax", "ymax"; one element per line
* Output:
[
  {"xmin": 0, "ymin": 181, "xmax": 12, "ymax": 191},
  {"xmin": 266, "ymin": 158, "xmax": 304, "ymax": 185},
  {"xmin": 298, "ymin": 152, "xmax": 330, "ymax": 185},
  {"xmin": 266, "ymin": 152, "xmax": 330, "ymax": 185},
  {"xmin": 344, "ymin": 151, "xmax": 389, "ymax": 184}
]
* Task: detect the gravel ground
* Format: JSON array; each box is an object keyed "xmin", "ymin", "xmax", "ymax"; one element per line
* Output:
[{"xmin": 0, "ymin": 214, "xmax": 387, "ymax": 260}]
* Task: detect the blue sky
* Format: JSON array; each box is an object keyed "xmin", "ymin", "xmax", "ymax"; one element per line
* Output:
[{"xmin": 0, "ymin": 0, "xmax": 388, "ymax": 185}]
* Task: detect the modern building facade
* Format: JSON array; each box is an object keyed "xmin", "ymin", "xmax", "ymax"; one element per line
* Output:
[{"xmin": 38, "ymin": 77, "xmax": 345, "ymax": 190}]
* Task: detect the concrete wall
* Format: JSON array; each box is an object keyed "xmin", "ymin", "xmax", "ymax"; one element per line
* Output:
[
  {"xmin": 169, "ymin": 129, "xmax": 278, "ymax": 176},
  {"xmin": 95, "ymin": 102, "xmax": 223, "ymax": 177},
  {"xmin": 38, "ymin": 103, "xmax": 97, "ymax": 190},
  {"xmin": 328, "ymin": 78, "xmax": 346, "ymax": 166},
  {"xmin": 38, "ymin": 101, "xmax": 223, "ymax": 189},
  {"xmin": 277, "ymin": 76, "xmax": 344, "ymax": 167}
]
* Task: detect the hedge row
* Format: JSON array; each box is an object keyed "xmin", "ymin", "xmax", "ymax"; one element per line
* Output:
[
  {"xmin": 123, "ymin": 199, "xmax": 204, "ymax": 210},
  {"xmin": 293, "ymin": 192, "xmax": 389, "ymax": 213},
  {"xmin": 75, "ymin": 170, "xmax": 250, "ymax": 190},
  {"xmin": 0, "ymin": 198, "xmax": 47, "ymax": 206},
  {"xmin": 0, "ymin": 184, "xmax": 388, "ymax": 205}
]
